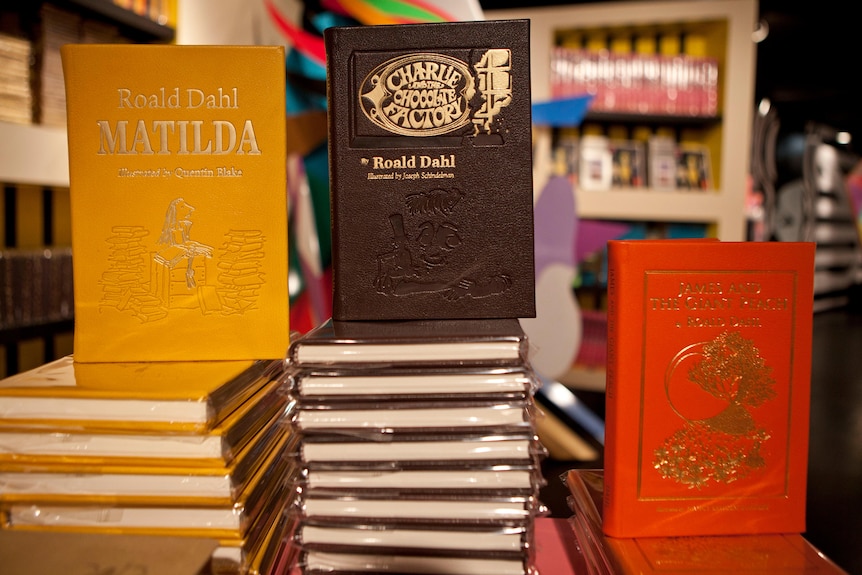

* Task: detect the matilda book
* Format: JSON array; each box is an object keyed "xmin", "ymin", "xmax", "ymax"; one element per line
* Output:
[
  {"xmin": 0, "ymin": 375, "xmax": 291, "ymax": 465},
  {"xmin": 0, "ymin": 415, "xmax": 295, "ymax": 506},
  {"xmin": 603, "ymin": 240, "xmax": 815, "ymax": 538},
  {"xmin": 1, "ymin": 431, "xmax": 297, "ymax": 540},
  {"xmin": 61, "ymin": 45, "xmax": 289, "ymax": 362},
  {"xmin": 324, "ymin": 20, "xmax": 536, "ymax": 320},
  {"xmin": 0, "ymin": 355, "xmax": 284, "ymax": 432},
  {"xmin": 565, "ymin": 469, "xmax": 848, "ymax": 575},
  {"xmin": 287, "ymin": 317, "xmax": 528, "ymax": 367}
]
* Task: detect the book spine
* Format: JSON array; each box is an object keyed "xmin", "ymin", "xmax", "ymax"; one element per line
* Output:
[
  {"xmin": 602, "ymin": 240, "xmax": 623, "ymax": 537},
  {"xmin": 602, "ymin": 243, "xmax": 620, "ymax": 529}
]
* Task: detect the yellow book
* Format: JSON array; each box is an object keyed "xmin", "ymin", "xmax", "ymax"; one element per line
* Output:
[
  {"xmin": 0, "ymin": 366, "xmax": 291, "ymax": 465},
  {"xmin": 60, "ymin": 44, "xmax": 289, "ymax": 362},
  {"xmin": 0, "ymin": 408, "xmax": 296, "ymax": 506},
  {"xmin": 1, "ymin": 426, "xmax": 298, "ymax": 540},
  {"xmin": 0, "ymin": 355, "xmax": 284, "ymax": 431},
  {"xmin": 211, "ymin": 491, "xmax": 298, "ymax": 575}
]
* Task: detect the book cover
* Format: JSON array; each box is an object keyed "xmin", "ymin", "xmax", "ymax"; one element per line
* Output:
[
  {"xmin": 61, "ymin": 44, "xmax": 289, "ymax": 362},
  {"xmin": 0, "ymin": 375, "xmax": 291, "ymax": 465},
  {"xmin": 0, "ymin": 355, "xmax": 284, "ymax": 432},
  {"xmin": 287, "ymin": 317, "xmax": 528, "ymax": 368},
  {"xmin": 603, "ymin": 240, "xmax": 815, "ymax": 537},
  {"xmin": 565, "ymin": 469, "xmax": 848, "ymax": 575},
  {"xmin": 325, "ymin": 20, "xmax": 536, "ymax": 320}
]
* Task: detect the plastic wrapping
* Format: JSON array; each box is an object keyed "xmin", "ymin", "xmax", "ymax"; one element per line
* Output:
[
  {"xmin": 1, "ymin": 437, "xmax": 298, "ymax": 540},
  {"xmin": 0, "ymin": 420, "xmax": 298, "ymax": 505},
  {"xmin": 293, "ymin": 398, "xmax": 537, "ymax": 436},
  {"xmin": 300, "ymin": 432, "xmax": 544, "ymax": 468},
  {"xmin": 0, "ymin": 356, "xmax": 285, "ymax": 431},
  {"xmin": 287, "ymin": 318, "xmax": 530, "ymax": 369},
  {"xmin": 297, "ymin": 490, "xmax": 545, "ymax": 527},
  {"xmin": 288, "ymin": 366, "xmax": 540, "ymax": 401},
  {"xmin": 296, "ymin": 522, "xmax": 531, "ymax": 556},
  {"xmin": 301, "ymin": 462, "xmax": 546, "ymax": 495},
  {"xmin": 0, "ymin": 375, "xmax": 292, "ymax": 465},
  {"xmin": 299, "ymin": 550, "xmax": 531, "ymax": 575},
  {"xmin": 284, "ymin": 316, "xmax": 547, "ymax": 575}
]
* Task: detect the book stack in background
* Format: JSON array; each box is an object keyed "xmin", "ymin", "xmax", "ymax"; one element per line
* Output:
[
  {"xmin": 38, "ymin": 3, "xmax": 129, "ymax": 128},
  {"xmin": 0, "ymin": 356, "xmax": 299, "ymax": 575},
  {"xmin": 0, "ymin": 247, "xmax": 74, "ymax": 333},
  {"xmin": 0, "ymin": 32, "xmax": 32, "ymax": 125},
  {"xmin": 285, "ymin": 318, "xmax": 548, "ymax": 575}
]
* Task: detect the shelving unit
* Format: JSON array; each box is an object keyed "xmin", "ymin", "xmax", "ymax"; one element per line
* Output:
[
  {"xmin": 0, "ymin": 0, "xmax": 176, "ymax": 376},
  {"xmin": 486, "ymin": 0, "xmax": 758, "ymax": 241}
]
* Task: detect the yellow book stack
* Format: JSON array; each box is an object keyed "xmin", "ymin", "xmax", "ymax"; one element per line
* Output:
[
  {"xmin": 0, "ymin": 356, "xmax": 299, "ymax": 575},
  {"xmin": 18, "ymin": 45, "xmax": 298, "ymax": 572}
]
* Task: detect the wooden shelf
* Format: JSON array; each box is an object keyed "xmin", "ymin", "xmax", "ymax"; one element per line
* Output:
[
  {"xmin": 486, "ymin": 0, "xmax": 757, "ymax": 241},
  {"xmin": 0, "ymin": 122, "xmax": 68, "ymax": 187},
  {"xmin": 56, "ymin": 0, "xmax": 174, "ymax": 41}
]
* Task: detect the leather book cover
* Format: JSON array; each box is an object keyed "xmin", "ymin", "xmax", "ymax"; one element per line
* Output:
[
  {"xmin": 324, "ymin": 20, "xmax": 536, "ymax": 320},
  {"xmin": 565, "ymin": 470, "xmax": 848, "ymax": 574},
  {"xmin": 61, "ymin": 45, "xmax": 289, "ymax": 362},
  {"xmin": 603, "ymin": 240, "xmax": 815, "ymax": 537}
]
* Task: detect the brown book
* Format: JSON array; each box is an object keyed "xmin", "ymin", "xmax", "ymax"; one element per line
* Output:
[
  {"xmin": 324, "ymin": 20, "xmax": 536, "ymax": 320},
  {"xmin": 287, "ymin": 317, "xmax": 529, "ymax": 368}
]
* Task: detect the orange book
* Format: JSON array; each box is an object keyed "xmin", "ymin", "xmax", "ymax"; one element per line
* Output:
[
  {"xmin": 603, "ymin": 239, "xmax": 815, "ymax": 537},
  {"xmin": 565, "ymin": 469, "xmax": 848, "ymax": 574},
  {"xmin": 61, "ymin": 45, "xmax": 289, "ymax": 362}
]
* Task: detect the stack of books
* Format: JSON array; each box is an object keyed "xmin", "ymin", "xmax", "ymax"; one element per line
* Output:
[
  {"xmin": 0, "ymin": 355, "xmax": 298, "ymax": 575},
  {"xmin": 563, "ymin": 469, "xmax": 848, "ymax": 574},
  {"xmin": 285, "ymin": 318, "xmax": 548, "ymax": 575},
  {"xmin": 0, "ymin": 32, "xmax": 32, "ymax": 125}
]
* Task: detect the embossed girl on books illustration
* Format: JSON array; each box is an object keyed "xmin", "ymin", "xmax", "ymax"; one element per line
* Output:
[
  {"xmin": 374, "ymin": 187, "xmax": 511, "ymax": 300},
  {"xmin": 99, "ymin": 197, "xmax": 266, "ymax": 321},
  {"xmin": 155, "ymin": 197, "xmax": 214, "ymax": 289}
]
